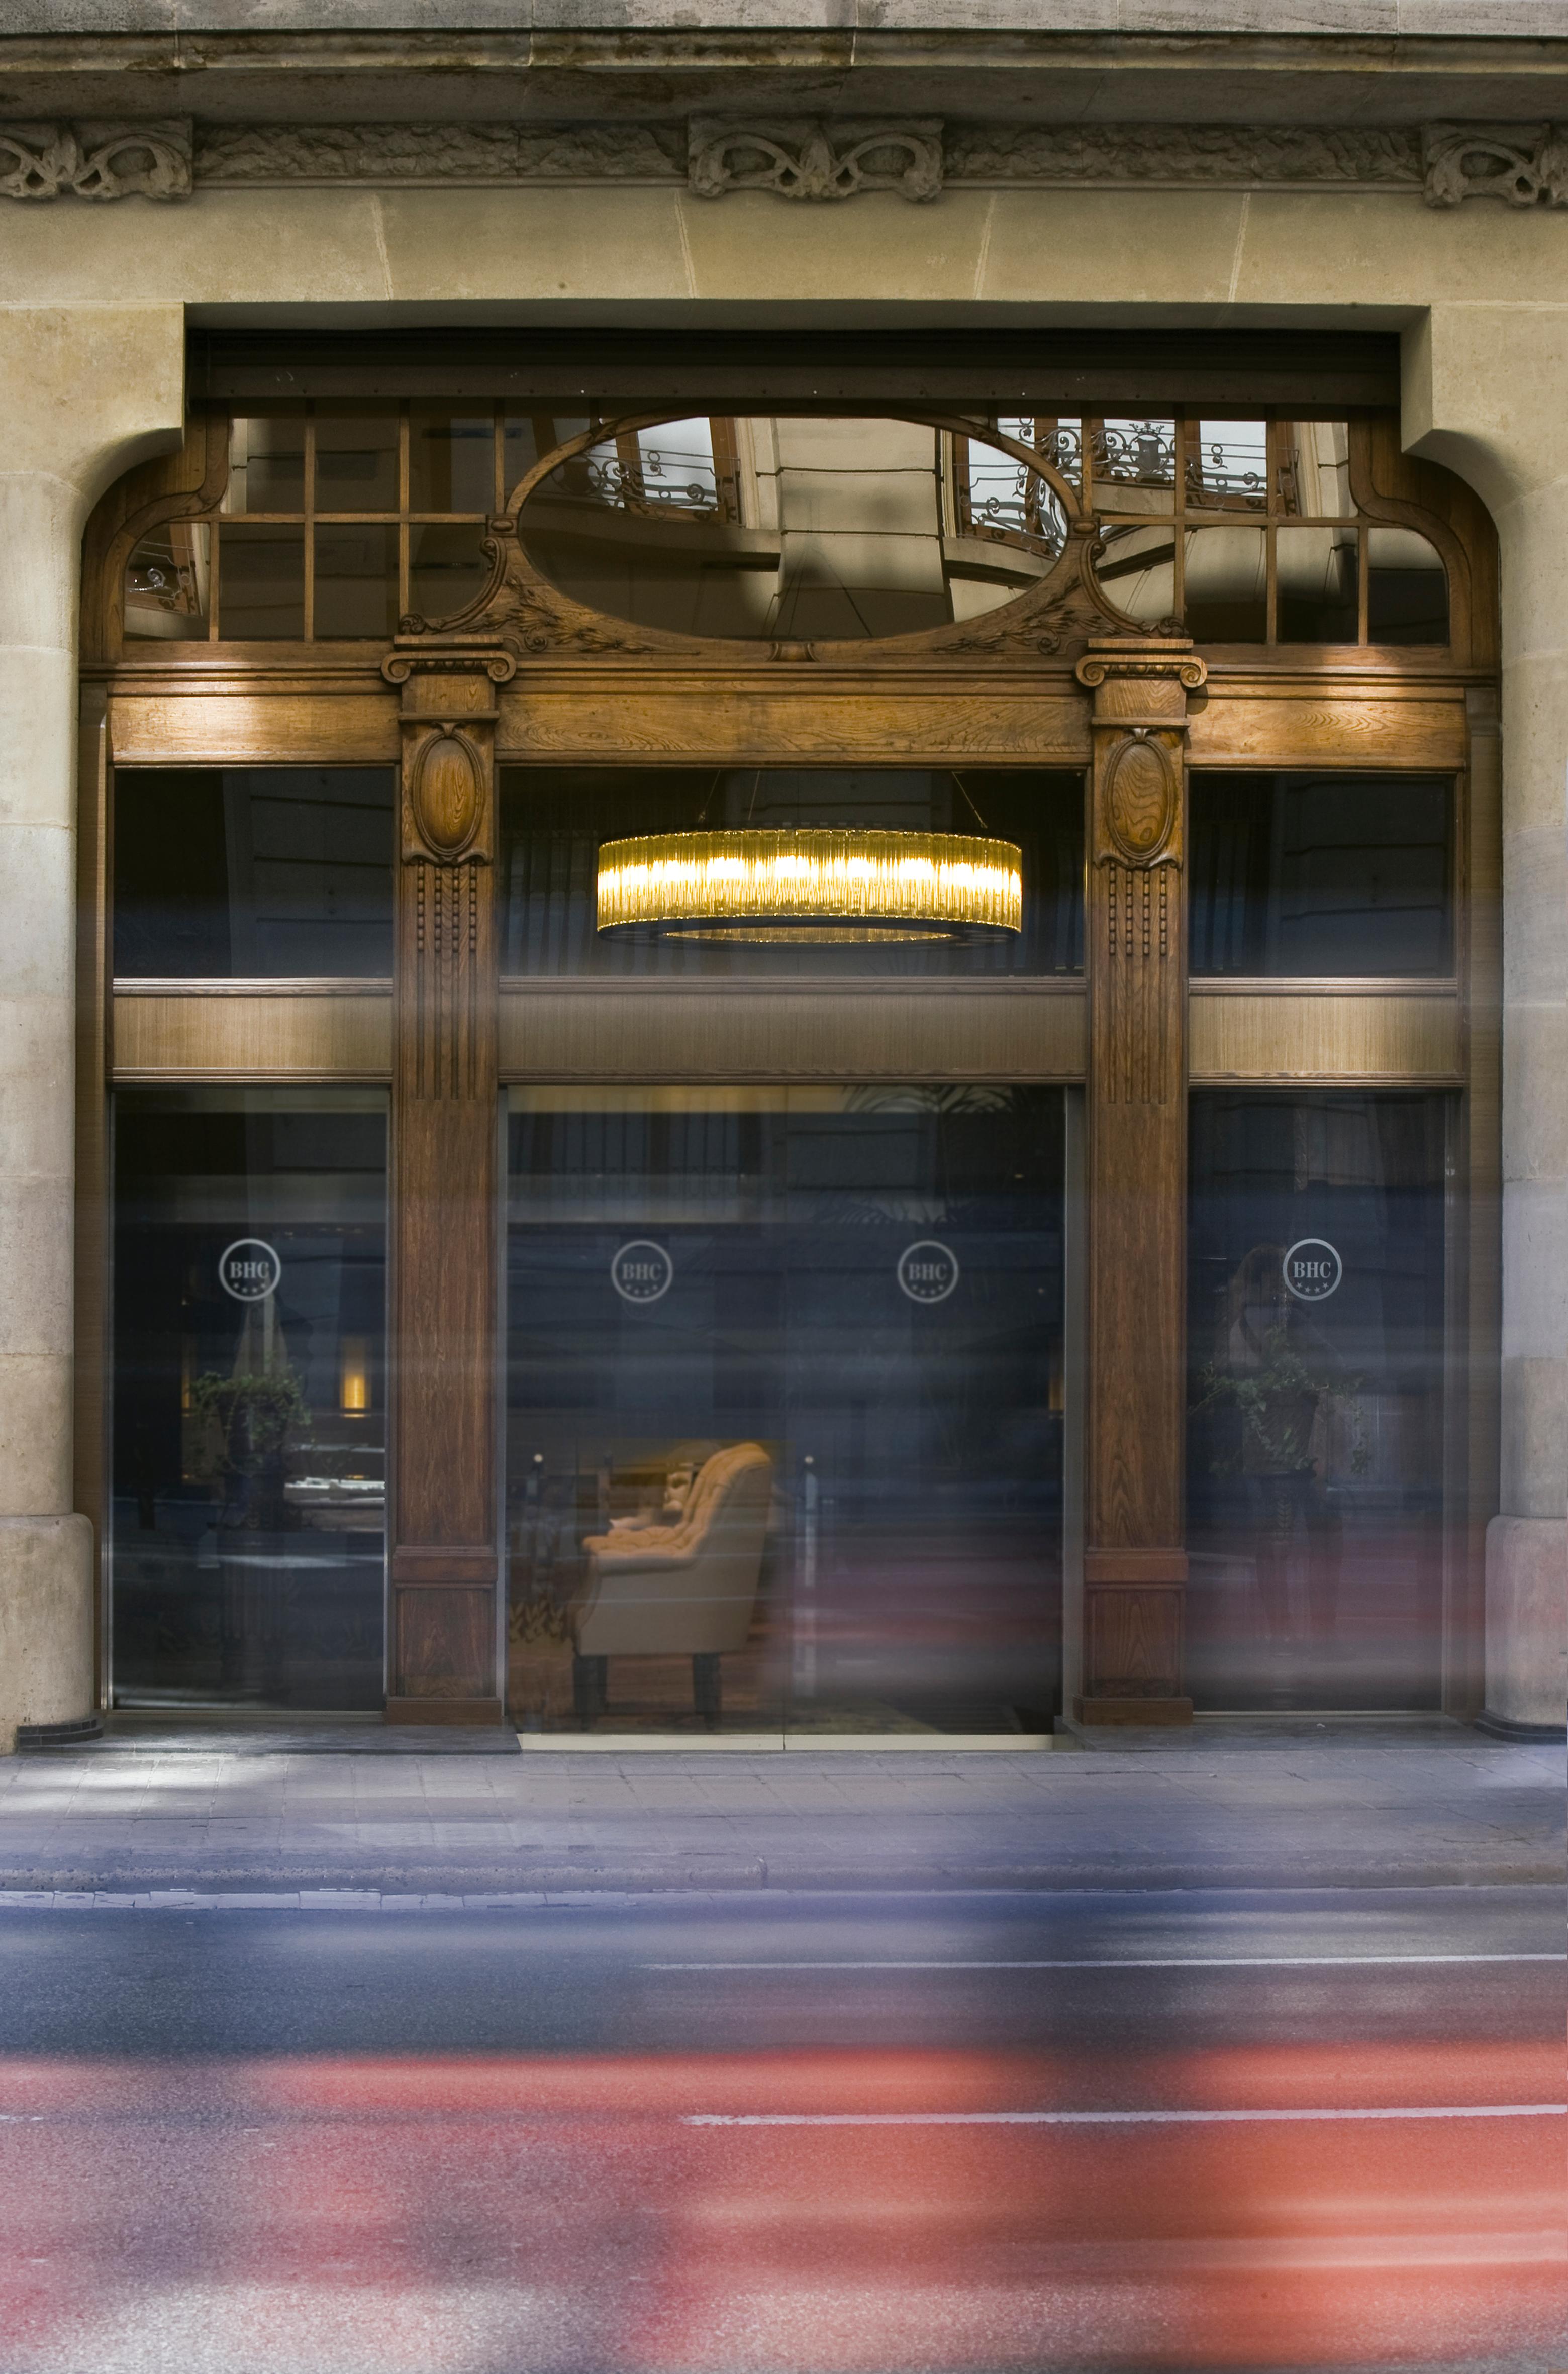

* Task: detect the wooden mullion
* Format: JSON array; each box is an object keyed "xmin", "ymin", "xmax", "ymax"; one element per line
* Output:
[
  {"xmin": 303, "ymin": 416, "xmax": 317, "ymax": 642},
  {"xmin": 1357, "ymin": 523, "xmax": 1370, "ymax": 645},
  {"xmin": 398, "ymin": 400, "xmax": 410, "ymax": 626}
]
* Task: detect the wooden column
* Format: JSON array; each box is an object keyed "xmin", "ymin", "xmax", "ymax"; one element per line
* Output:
[
  {"xmin": 382, "ymin": 636, "xmax": 515, "ymax": 1723},
  {"xmin": 1073, "ymin": 636, "xmax": 1206, "ymax": 1726}
]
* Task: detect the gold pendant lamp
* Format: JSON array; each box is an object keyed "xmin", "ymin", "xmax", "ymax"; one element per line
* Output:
[{"xmin": 596, "ymin": 828, "xmax": 1023, "ymax": 943}]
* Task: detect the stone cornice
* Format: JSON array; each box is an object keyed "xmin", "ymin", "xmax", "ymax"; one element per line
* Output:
[{"xmin": 3, "ymin": 113, "xmax": 1566, "ymax": 204}]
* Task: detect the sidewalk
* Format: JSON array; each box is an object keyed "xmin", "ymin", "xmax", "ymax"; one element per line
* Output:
[{"xmin": 0, "ymin": 1717, "xmax": 1560, "ymax": 1895}]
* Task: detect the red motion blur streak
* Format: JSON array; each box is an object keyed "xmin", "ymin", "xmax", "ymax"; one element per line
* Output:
[{"xmin": 0, "ymin": 2043, "xmax": 1563, "ymax": 2371}]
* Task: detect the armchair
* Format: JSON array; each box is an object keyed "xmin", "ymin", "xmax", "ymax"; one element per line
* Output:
[{"xmin": 570, "ymin": 1441, "xmax": 773, "ymax": 1727}]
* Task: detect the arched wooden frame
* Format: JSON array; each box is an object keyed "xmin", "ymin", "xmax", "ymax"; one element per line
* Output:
[
  {"xmin": 84, "ymin": 407, "xmax": 1493, "ymax": 675},
  {"xmin": 76, "ymin": 390, "xmax": 1502, "ymax": 1733},
  {"xmin": 420, "ymin": 408, "xmax": 1121, "ymax": 665}
]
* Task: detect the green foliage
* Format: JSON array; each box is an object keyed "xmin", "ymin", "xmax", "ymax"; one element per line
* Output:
[
  {"xmin": 188, "ymin": 1369, "xmax": 308, "ymax": 1479},
  {"xmin": 1191, "ymin": 1326, "xmax": 1369, "ymax": 1479}
]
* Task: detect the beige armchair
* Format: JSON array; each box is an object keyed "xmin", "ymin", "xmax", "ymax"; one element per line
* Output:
[{"xmin": 570, "ymin": 1441, "xmax": 773, "ymax": 1727}]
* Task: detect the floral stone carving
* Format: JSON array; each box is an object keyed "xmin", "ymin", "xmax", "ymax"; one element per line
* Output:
[
  {"xmin": 687, "ymin": 119, "xmax": 943, "ymax": 203},
  {"xmin": 0, "ymin": 120, "xmax": 192, "ymax": 201}
]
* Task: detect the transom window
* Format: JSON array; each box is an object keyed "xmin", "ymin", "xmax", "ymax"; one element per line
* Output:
[
  {"xmin": 125, "ymin": 405, "xmax": 587, "ymax": 643},
  {"xmin": 994, "ymin": 413, "xmax": 1447, "ymax": 645},
  {"xmin": 122, "ymin": 403, "xmax": 1450, "ymax": 651}
]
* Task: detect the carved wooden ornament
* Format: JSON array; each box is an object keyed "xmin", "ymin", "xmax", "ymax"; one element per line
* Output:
[
  {"xmin": 406, "ymin": 723, "xmax": 486, "ymax": 865},
  {"xmin": 1101, "ymin": 729, "xmax": 1179, "ymax": 869}
]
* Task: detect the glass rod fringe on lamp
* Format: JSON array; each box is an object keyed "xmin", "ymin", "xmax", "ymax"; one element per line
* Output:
[{"xmin": 595, "ymin": 829, "xmax": 1023, "ymax": 942}]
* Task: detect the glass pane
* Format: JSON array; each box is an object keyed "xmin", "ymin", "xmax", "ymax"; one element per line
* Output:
[
  {"xmin": 1097, "ymin": 522, "xmax": 1175, "ymax": 625},
  {"xmin": 1367, "ymin": 526, "xmax": 1449, "ymax": 644},
  {"xmin": 111, "ymin": 1088, "xmax": 388, "ymax": 1713},
  {"xmin": 124, "ymin": 521, "xmax": 210, "ymax": 641},
  {"xmin": 506, "ymin": 1086, "xmax": 1064, "ymax": 1738},
  {"xmin": 1183, "ymin": 524, "xmax": 1267, "ymax": 642},
  {"xmin": 946, "ymin": 430, "xmax": 1069, "ymax": 621},
  {"xmin": 520, "ymin": 415, "xmax": 1065, "ymax": 642},
  {"xmin": 497, "ymin": 767, "xmax": 1085, "ymax": 979},
  {"xmin": 1277, "ymin": 524, "xmax": 1359, "ymax": 643},
  {"xmin": 995, "ymin": 416, "xmax": 1083, "ymax": 491},
  {"xmin": 313, "ymin": 406, "xmax": 399, "ymax": 513},
  {"xmin": 1188, "ymin": 420, "xmax": 1267, "ymax": 511},
  {"xmin": 503, "ymin": 413, "xmax": 590, "ymax": 504},
  {"xmin": 113, "ymin": 769, "xmax": 396, "ymax": 978},
  {"xmin": 218, "ymin": 524, "xmax": 304, "ymax": 640},
  {"xmin": 1092, "ymin": 418, "xmax": 1178, "ymax": 503},
  {"xmin": 409, "ymin": 403, "xmax": 496, "ymax": 513},
  {"xmin": 1189, "ymin": 773, "xmax": 1452, "ymax": 977},
  {"xmin": 224, "ymin": 412, "xmax": 305, "ymax": 515},
  {"xmin": 409, "ymin": 522, "xmax": 490, "ymax": 624},
  {"xmin": 1187, "ymin": 1093, "xmax": 1447, "ymax": 1710},
  {"xmin": 313, "ymin": 524, "xmax": 399, "ymax": 639},
  {"xmin": 1277, "ymin": 421, "xmax": 1352, "ymax": 518}
]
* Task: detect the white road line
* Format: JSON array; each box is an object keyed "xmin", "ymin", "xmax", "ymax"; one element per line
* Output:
[
  {"xmin": 683, "ymin": 2103, "xmax": 1568, "ymax": 2127},
  {"xmin": 647, "ymin": 1954, "xmax": 1568, "ymax": 1970}
]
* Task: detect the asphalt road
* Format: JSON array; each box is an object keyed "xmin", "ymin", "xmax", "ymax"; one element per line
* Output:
[{"xmin": 0, "ymin": 1887, "xmax": 1562, "ymax": 2374}]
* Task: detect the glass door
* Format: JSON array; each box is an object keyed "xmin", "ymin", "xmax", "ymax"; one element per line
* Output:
[
  {"xmin": 505, "ymin": 1086, "xmax": 1066, "ymax": 1739},
  {"xmin": 110, "ymin": 1087, "xmax": 388, "ymax": 1711}
]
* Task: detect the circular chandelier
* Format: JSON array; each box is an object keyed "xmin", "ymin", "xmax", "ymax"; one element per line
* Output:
[{"xmin": 595, "ymin": 829, "xmax": 1023, "ymax": 943}]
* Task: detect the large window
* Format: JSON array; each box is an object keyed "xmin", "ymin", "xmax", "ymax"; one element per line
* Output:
[
  {"xmin": 113, "ymin": 768, "xmax": 395, "ymax": 978},
  {"xmin": 1189, "ymin": 773, "xmax": 1453, "ymax": 976},
  {"xmin": 122, "ymin": 403, "xmax": 1452, "ymax": 652},
  {"xmin": 499, "ymin": 767, "xmax": 1085, "ymax": 979},
  {"xmin": 505, "ymin": 1086, "xmax": 1066, "ymax": 1738},
  {"xmin": 111, "ymin": 1090, "xmax": 388, "ymax": 1711},
  {"xmin": 1186, "ymin": 1092, "xmax": 1448, "ymax": 1712}
]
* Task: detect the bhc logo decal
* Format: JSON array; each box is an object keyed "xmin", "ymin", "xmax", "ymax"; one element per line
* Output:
[
  {"xmin": 1283, "ymin": 1238, "xmax": 1342, "ymax": 1304},
  {"xmin": 611, "ymin": 1240, "xmax": 674, "ymax": 1305},
  {"xmin": 896, "ymin": 1240, "xmax": 960, "ymax": 1305},
  {"xmin": 218, "ymin": 1238, "xmax": 282, "ymax": 1302}
]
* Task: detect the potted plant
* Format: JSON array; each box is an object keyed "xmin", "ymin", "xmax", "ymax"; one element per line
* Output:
[
  {"xmin": 189, "ymin": 1368, "xmax": 309, "ymax": 1533},
  {"xmin": 1191, "ymin": 1325, "xmax": 1368, "ymax": 1646},
  {"xmin": 1191, "ymin": 1324, "xmax": 1367, "ymax": 1485}
]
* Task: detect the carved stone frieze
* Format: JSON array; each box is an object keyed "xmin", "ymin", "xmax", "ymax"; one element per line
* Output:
[
  {"xmin": 946, "ymin": 122, "xmax": 1422, "ymax": 190},
  {"xmin": 687, "ymin": 118, "xmax": 943, "ymax": 203},
  {"xmin": 196, "ymin": 121, "xmax": 685, "ymax": 187},
  {"xmin": 3, "ymin": 112, "xmax": 1556, "ymax": 205},
  {"xmin": 0, "ymin": 120, "xmax": 192, "ymax": 202},
  {"xmin": 1422, "ymin": 122, "xmax": 1568, "ymax": 209}
]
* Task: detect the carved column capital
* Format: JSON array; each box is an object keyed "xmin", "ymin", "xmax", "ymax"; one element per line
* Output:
[
  {"xmin": 1075, "ymin": 634, "xmax": 1209, "ymax": 701},
  {"xmin": 387, "ymin": 641, "xmax": 511, "ymax": 871}
]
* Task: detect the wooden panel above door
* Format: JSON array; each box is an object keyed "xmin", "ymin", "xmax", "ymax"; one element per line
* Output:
[
  {"xmin": 499, "ymin": 681, "xmax": 1092, "ymax": 767},
  {"xmin": 112, "ymin": 986, "xmax": 392, "ymax": 1080},
  {"xmin": 1189, "ymin": 984, "xmax": 1463, "ymax": 1084},
  {"xmin": 499, "ymin": 980, "xmax": 1088, "ymax": 1084},
  {"xmin": 108, "ymin": 688, "xmax": 398, "ymax": 766},
  {"xmin": 103, "ymin": 670, "xmax": 1467, "ymax": 776},
  {"xmin": 1189, "ymin": 690, "xmax": 1466, "ymax": 772}
]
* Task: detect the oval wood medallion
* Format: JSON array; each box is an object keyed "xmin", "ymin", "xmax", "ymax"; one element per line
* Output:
[
  {"xmin": 1104, "ymin": 733, "xmax": 1174, "ymax": 864},
  {"xmin": 413, "ymin": 730, "xmax": 480, "ymax": 860}
]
